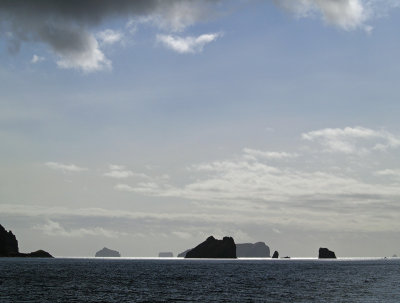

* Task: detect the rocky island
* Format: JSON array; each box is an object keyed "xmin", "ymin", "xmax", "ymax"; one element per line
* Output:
[
  {"xmin": 185, "ymin": 236, "xmax": 236, "ymax": 258},
  {"xmin": 0, "ymin": 224, "xmax": 53, "ymax": 258},
  {"xmin": 318, "ymin": 247, "xmax": 336, "ymax": 259},
  {"xmin": 95, "ymin": 247, "xmax": 121, "ymax": 257},
  {"xmin": 179, "ymin": 241, "xmax": 270, "ymax": 258},
  {"xmin": 236, "ymin": 242, "xmax": 270, "ymax": 257}
]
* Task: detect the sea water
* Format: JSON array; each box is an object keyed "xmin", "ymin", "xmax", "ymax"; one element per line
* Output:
[{"xmin": 1, "ymin": 258, "xmax": 399, "ymax": 302}]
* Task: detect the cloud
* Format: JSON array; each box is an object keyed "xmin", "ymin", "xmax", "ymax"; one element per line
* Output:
[
  {"xmin": 243, "ymin": 148, "xmax": 298, "ymax": 160},
  {"xmin": 1, "ymin": 0, "xmax": 399, "ymax": 72},
  {"xmin": 302, "ymin": 126, "xmax": 400, "ymax": 154},
  {"xmin": 157, "ymin": 33, "xmax": 222, "ymax": 54},
  {"xmin": 103, "ymin": 164, "xmax": 150, "ymax": 179},
  {"xmin": 31, "ymin": 54, "xmax": 45, "ymax": 64},
  {"xmin": 45, "ymin": 162, "xmax": 88, "ymax": 172},
  {"xmin": 97, "ymin": 29, "xmax": 124, "ymax": 45},
  {"xmin": 106, "ymin": 138, "xmax": 400, "ymax": 232},
  {"xmin": 53, "ymin": 31, "xmax": 111, "ymax": 72},
  {"xmin": 104, "ymin": 170, "xmax": 135, "ymax": 179},
  {"xmin": 35, "ymin": 220, "xmax": 125, "ymax": 238},
  {"xmin": 276, "ymin": 0, "xmax": 368, "ymax": 30},
  {"xmin": 376, "ymin": 169, "xmax": 400, "ymax": 178},
  {"xmin": 0, "ymin": 0, "xmax": 217, "ymax": 71}
]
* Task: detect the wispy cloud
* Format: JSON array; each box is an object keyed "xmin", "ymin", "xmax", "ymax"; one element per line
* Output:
[
  {"xmin": 31, "ymin": 54, "xmax": 45, "ymax": 64},
  {"xmin": 302, "ymin": 126, "xmax": 400, "ymax": 154},
  {"xmin": 157, "ymin": 33, "xmax": 222, "ymax": 54},
  {"xmin": 103, "ymin": 164, "xmax": 150, "ymax": 179},
  {"xmin": 243, "ymin": 148, "xmax": 298, "ymax": 160},
  {"xmin": 276, "ymin": 0, "xmax": 368, "ymax": 31},
  {"xmin": 97, "ymin": 29, "xmax": 124, "ymax": 45},
  {"xmin": 35, "ymin": 220, "xmax": 125, "ymax": 238},
  {"xmin": 45, "ymin": 162, "xmax": 88, "ymax": 173}
]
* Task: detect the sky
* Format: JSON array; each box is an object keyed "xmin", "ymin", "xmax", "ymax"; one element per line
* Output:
[{"xmin": 1, "ymin": 0, "xmax": 400, "ymax": 258}]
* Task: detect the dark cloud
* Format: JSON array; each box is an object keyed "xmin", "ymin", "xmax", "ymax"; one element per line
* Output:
[{"xmin": 0, "ymin": 0, "xmax": 217, "ymax": 70}]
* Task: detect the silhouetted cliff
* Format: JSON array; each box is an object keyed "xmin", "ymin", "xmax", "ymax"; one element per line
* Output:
[
  {"xmin": 95, "ymin": 247, "xmax": 121, "ymax": 257},
  {"xmin": 185, "ymin": 236, "xmax": 236, "ymax": 258},
  {"xmin": 318, "ymin": 247, "xmax": 336, "ymax": 259},
  {"xmin": 0, "ymin": 224, "xmax": 19, "ymax": 257},
  {"xmin": 0, "ymin": 224, "xmax": 53, "ymax": 258}
]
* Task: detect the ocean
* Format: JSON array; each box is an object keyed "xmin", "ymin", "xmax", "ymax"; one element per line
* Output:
[{"xmin": 1, "ymin": 258, "xmax": 399, "ymax": 302}]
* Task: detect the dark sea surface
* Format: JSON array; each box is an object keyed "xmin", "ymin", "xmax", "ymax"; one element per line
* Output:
[{"xmin": 1, "ymin": 258, "xmax": 399, "ymax": 302}]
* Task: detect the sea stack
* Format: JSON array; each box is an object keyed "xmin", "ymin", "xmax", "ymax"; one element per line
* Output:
[
  {"xmin": 318, "ymin": 248, "xmax": 336, "ymax": 259},
  {"xmin": 272, "ymin": 251, "xmax": 279, "ymax": 258},
  {"xmin": 95, "ymin": 247, "xmax": 121, "ymax": 257},
  {"xmin": 185, "ymin": 236, "xmax": 236, "ymax": 258}
]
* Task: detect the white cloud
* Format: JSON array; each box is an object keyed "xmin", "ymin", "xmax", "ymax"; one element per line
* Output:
[
  {"xmin": 302, "ymin": 126, "xmax": 400, "ymax": 154},
  {"xmin": 243, "ymin": 148, "xmax": 298, "ymax": 160},
  {"xmin": 104, "ymin": 170, "xmax": 135, "ymax": 179},
  {"xmin": 376, "ymin": 169, "xmax": 400, "ymax": 177},
  {"xmin": 45, "ymin": 162, "xmax": 88, "ymax": 172},
  {"xmin": 97, "ymin": 29, "xmax": 124, "ymax": 45},
  {"xmin": 31, "ymin": 54, "xmax": 44, "ymax": 64},
  {"xmin": 104, "ymin": 164, "xmax": 150, "ymax": 179},
  {"xmin": 35, "ymin": 220, "xmax": 125, "ymax": 238},
  {"xmin": 276, "ymin": 0, "xmax": 369, "ymax": 30},
  {"xmin": 157, "ymin": 33, "xmax": 222, "ymax": 54},
  {"xmin": 55, "ymin": 34, "xmax": 111, "ymax": 72}
]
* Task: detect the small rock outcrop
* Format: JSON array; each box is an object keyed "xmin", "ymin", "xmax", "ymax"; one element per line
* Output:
[
  {"xmin": 272, "ymin": 251, "xmax": 279, "ymax": 258},
  {"xmin": 185, "ymin": 236, "xmax": 236, "ymax": 259},
  {"xmin": 318, "ymin": 247, "xmax": 336, "ymax": 259},
  {"xmin": 95, "ymin": 247, "xmax": 121, "ymax": 257},
  {"xmin": 158, "ymin": 252, "xmax": 173, "ymax": 257},
  {"xmin": 0, "ymin": 224, "xmax": 53, "ymax": 258},
  {"xmin": 236, "ymin": 242, "xmax": 270, "ymax": 258}
]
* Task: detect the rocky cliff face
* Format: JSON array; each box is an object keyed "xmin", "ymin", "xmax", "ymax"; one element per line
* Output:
[
  {"xmin": 185, "ymin": 236, "xmax": 236, "ymax": 258},
  {"xmin": 0, "ymin": 224, "xmax": 19, "ymax": 256},
  {"xmin": 236, "ymin": 242, "xmax": 270, "ymax": 258},
  {"xmin": 0, "ymin": 224, "xmax": 53, "ymax": 258},
  {"xmin": 95, "ymin": 247, "xmax": 121, "ymax": 257},
  {"xmin": 318, "ymin": 248, "xmax": 336, "ymax": 259}
]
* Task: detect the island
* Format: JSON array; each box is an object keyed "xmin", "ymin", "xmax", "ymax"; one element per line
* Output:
[
  {"xmin": 95, "ymin": 247, "xmax": 121, "ymax": 257},
  {"xmin": 272, "ymin": 251, "xmax": 279, "ymax": 258},
  {"xmin": 179, "ymin": 241, "xmax": 270, "ymax": 258},
  {"xmin": 185, "ymin": 236, "xmax": 236, "ymax": 258},
  {"xmin": 0, "ymin": 224, "xmax": 53, "ymax": 258},
  {"xmin": 318, "ymin": 247, "xmax": 336, "ymax": 259},
  {"xmin": 158, "ymin": 252, "xmax": 173, "ymax": 257},
  {"xmin": 236, "ymin": 242, "xmax": 270, "ymax": 257}
]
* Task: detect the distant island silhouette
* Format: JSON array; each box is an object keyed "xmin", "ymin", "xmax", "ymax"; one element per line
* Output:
[
  {"xmin": 318, "ymin": 247, "xmax": 336, "ymax": 259},
  {"xmin": 185, "ymin": 236, "xmax": 236, "ymax": 258},
  {"xmin": 179, "ymin": 241, "xmax": 270, "ymax": 258},
  {"xmin": 95, "ymin": 247, "xmax": 121, "ymax": 257},
  {"xmin": 159, "ymin": 252, "xmax": 173, "ymax": 257},
  {"xmin": 0, "ymin": 224, "xmax": 53, "ymax": 258}
]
